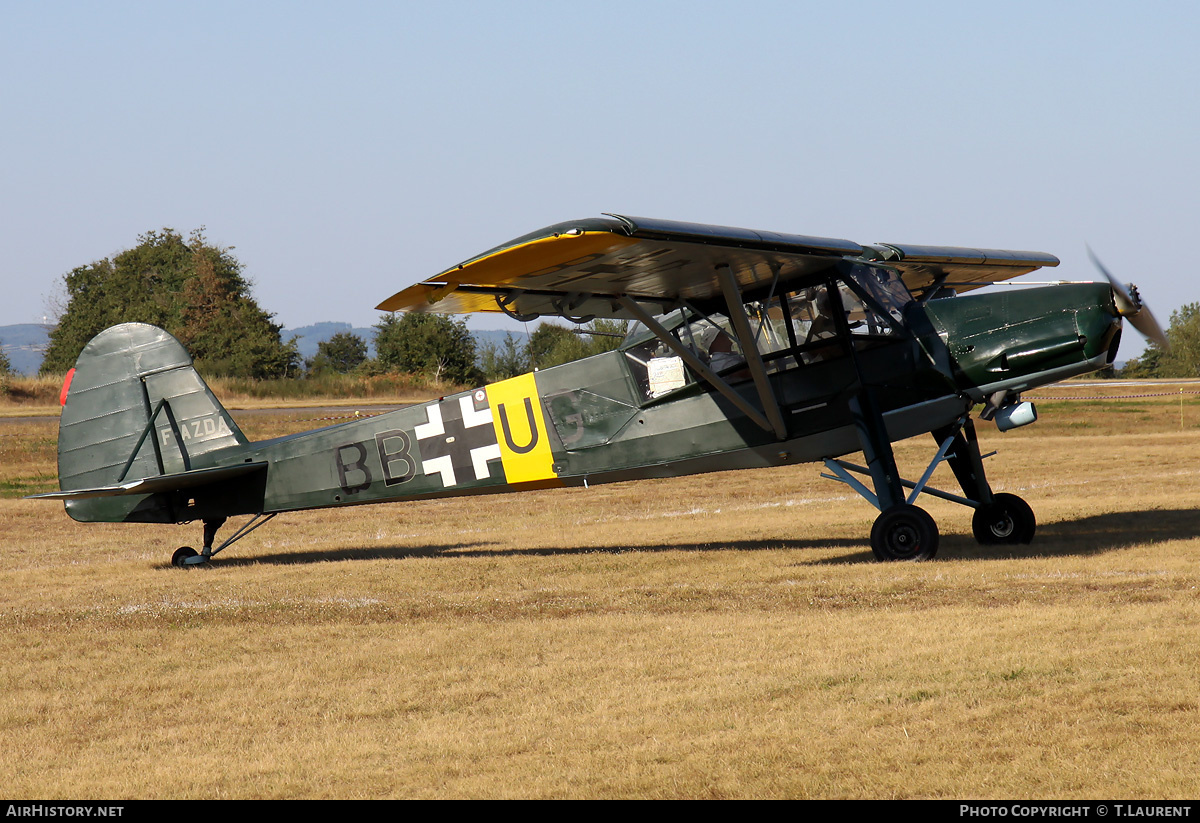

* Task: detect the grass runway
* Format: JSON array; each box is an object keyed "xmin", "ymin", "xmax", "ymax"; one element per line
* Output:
[{"xmin": 2, "ymin": 384, "xmax": 1199, "ymax": 798}]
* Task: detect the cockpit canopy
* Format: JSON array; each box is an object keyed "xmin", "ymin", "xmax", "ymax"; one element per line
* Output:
[{"xmin": 619, "ymin": 264, "xmax": 914, "ymax": 400}]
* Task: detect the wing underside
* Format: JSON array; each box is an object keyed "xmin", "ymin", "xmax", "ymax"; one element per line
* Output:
[
  {"xmin": 377, "ymin": 215, "xmax": 1059, "ymax": 320},
  {"xmin": 867, "ymin": 242, "xmax": 1061, "ymax": 294}
]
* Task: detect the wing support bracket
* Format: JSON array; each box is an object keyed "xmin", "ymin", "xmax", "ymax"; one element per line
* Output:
[
  {"xmin": 494, "ymin": 292, "xmax": 541, "ymax": 323},
  {"xmin": 551, "ymin": 292, "xmax": 596, "ymax": 324}
]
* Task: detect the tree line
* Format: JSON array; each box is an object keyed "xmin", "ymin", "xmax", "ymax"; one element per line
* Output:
[
  {"xmin": 0, "ymin": 343, "xmax": 10, "ymax": 395},
  {"xmin": 28, "ymin": 228, "xmax": 1200, "ymax": 385},
  {"xmin": 35, "ymin": 228, "xmax": 625, "ymax": 386},
  {"xmin": 305, "ymin": 314, "xmax": 626, "ymax": 384},
  {"xmin": 1113, "ymin": 303, "xmax": 1200, "ymax": 379}
]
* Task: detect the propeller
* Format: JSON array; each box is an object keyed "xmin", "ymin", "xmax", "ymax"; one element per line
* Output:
[{"xmin": 1086, "ymin": 246, "xmax": 1169, "ymax": 350}]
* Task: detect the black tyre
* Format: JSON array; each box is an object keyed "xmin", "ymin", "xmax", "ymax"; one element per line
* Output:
[
  {"xmin": 172, "ymin": 546, "xmax": 199, "ymax": 567},
  {"xmin": 870, "ymin": 504, "xmax": 939, "ymax": 561},
  {"xmin": 972, "ymin": 493, "xmax": 1036, "ymax": 545}
]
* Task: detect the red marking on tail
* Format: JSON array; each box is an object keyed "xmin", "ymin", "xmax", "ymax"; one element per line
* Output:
[{"xmin": 59, "ymin": 368, "xmax": 75, "ymax": 406}]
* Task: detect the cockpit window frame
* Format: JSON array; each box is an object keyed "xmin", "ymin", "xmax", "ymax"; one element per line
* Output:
[{"xmin": 618, "ymin": 264, "xmax": 916, "ymax": 407}]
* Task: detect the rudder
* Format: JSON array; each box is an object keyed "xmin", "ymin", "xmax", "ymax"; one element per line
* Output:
[{"xmin": 57, "ymin": 323, "xmax": 247, "ymax": 522}]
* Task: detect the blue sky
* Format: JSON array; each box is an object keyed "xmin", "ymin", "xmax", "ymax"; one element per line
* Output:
[{"xmin": 2, "ymin": 1, "xmax": 1196, "ymax": 358}]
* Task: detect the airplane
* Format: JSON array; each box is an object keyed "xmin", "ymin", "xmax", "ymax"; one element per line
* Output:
[{"xmin": 28, "ymin": 214, "xmax": 1166, "ymax": 565}]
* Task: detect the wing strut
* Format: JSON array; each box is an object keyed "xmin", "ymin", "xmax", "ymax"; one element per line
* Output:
[
  {"xmin": 615, "ymin": 296, "xmax": 777, "ymax": 434},
  {"xmin": 716, "ymin": 265, "xmax": 787, "ymax": 440}
]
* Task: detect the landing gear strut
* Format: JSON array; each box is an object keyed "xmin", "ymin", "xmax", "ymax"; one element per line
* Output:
[
  {"xmin": 170, "ymin": 513, "xmax": 276, "ymax": 568},
  {"xmin": 822, "ymin": 400, "xmax": 1035, "ymax": 561}
]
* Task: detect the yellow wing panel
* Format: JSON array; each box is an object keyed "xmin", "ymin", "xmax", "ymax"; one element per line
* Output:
[
  {"xmin": 378, "ymin": 231, "xmax": 638, "ymax": 312},
  {"xmin": 376, "ymin": 284, "xmax": 513, "ymax": 315}
]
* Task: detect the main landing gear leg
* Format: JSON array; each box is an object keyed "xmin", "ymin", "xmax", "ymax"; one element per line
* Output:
[
  {"xmin": 936, "ymin": 419, "xmax": 1035, "ymax": 545},
  {"xmin": 822, "ymin": 411, "xmax": 1036, "ymax": 561},
  {"xmin": 849, "ymin": 391, "xmax": 939, "ymax": 562}
]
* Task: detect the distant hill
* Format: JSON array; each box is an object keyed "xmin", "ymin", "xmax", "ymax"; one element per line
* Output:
[
  {"xmin": 285, "ymin": 322, "xmax": 378, "ymax": 360},
  {"xmin": 0, "ymin": 324, "xmax": 51, "ymax": 375},
  {"xmin": 286, "ymin": 323, "xmax": 526, "ymax": 364},
  {"xmin": 471, "ymin": 328, "xmax": 530, "ymax": 353},
  {"xmin": 0, "ymin": 322, "xmax": 530, "ymax": 374}
]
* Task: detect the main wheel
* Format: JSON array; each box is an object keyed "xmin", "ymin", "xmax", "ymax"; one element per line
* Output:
[
  {"xmin": 171, "ymin": 546, "xmax": 199, "ymax": 567},
  {"xmin": 972, "ymin": 493, "xmax": 1036, "ymax": 545},
  {"xmin": 870, "ymin": 504, "xmax": 939, "ymax": 561}
]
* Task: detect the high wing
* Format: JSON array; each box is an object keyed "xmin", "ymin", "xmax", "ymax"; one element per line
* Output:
[
  {"xmin": 863, "ymin": 242, "xmax": 1062, "ymax": 295},
  {"xmin": 377, "ymin": 215, "xmax": 1060, "ymax": 320}
]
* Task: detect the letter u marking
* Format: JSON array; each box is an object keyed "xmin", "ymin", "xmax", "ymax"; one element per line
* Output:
[{"xmin": 499, "ymin": 398, "xmax": 539, "ymax": 454}]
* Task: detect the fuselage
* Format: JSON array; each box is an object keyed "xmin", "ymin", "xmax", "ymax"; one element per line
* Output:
[{"xmin": 74, "ymin": 278, "xmax": 1120, "ymax": 525}]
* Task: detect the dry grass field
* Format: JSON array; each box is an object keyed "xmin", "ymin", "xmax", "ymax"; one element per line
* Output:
[
  {"xmin": 2, "ymin": 382, "xmax": 1200, "ymax": 798},
  {"xmin": 0, "ymin": 373, "xmax": 444, "ymax": 420}
]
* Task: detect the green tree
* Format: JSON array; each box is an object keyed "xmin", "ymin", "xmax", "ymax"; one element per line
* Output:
[
  {"xmin": 584, "ymin": 317, "xmax": 629, "ymax": 355},
  {"xmin": 0, "ymin": 340, "xmax": 11, "ymax": 396},
  {"xmin": 307, "ymin": 331, "xmax": 368, "ymax": 375},
  {"xmin": 527, "ymin": 319, "xmax": 628, "ymax": 369},
  {"xmin": 374, "ymin": 312, "xmax": 480, "ymax": 384},
  {"xmin": 1118, "ymin": 345, "xmax": 1163, "ymax": 378},
  {"xmin": 41, "ymin": 228, "xmax": 298, "ymax": 378},
  {"xmin": 1159, "ymin": 303, "xmax": 1200, "ymax": 378},
  {"xmin": 479, "ymin": 332, "xmax": 530, "ymax": 381},
  {"xmin": 527, "ymin": 323, "xmax": 585, "ymax": 369},
  {"xmin": 1118, "ymin": 302, "xmax": 1200, "ymax": 379}
]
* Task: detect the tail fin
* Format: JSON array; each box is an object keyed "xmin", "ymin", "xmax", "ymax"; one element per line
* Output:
[{"xmin": 56, "ymin": 323, "xmax": 248, "ymax": 522}]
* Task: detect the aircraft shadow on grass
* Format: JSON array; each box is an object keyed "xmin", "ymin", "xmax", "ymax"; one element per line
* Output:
[{"xmin": 182, "ymin": 508, "xmax": 1200, "ymax": 569}]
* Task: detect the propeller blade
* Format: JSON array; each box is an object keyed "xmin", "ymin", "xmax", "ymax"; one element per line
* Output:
[
  {"xmin": 1128, "ymin": 302, "xmax": 1168, "ymax": 351},
  {"xmin": 1086, "ymin": 246, "xmax": 1169, "ymax": 350}
]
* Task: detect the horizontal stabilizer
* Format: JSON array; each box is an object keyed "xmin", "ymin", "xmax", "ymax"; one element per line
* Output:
[{"xmin": 26, "ymin": 462, "xmax": 267, "ymax": 501}]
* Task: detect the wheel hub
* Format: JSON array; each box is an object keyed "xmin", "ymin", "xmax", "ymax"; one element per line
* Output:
[{"xmin": 989, "ymin": 517, "xmax": 1015, "ymax": 538}]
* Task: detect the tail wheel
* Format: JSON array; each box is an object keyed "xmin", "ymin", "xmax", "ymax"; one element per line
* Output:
[
  {"xmin": 870, "ymin": 504, "xmax": 939, "ymax": 562},
  {"xmin": 171, "ymin": 546, "xmax": 199, "ymax": 567},
  {"xmin": 972, "ymin": 493, "xmax": 1036, "ymax": 545}
]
